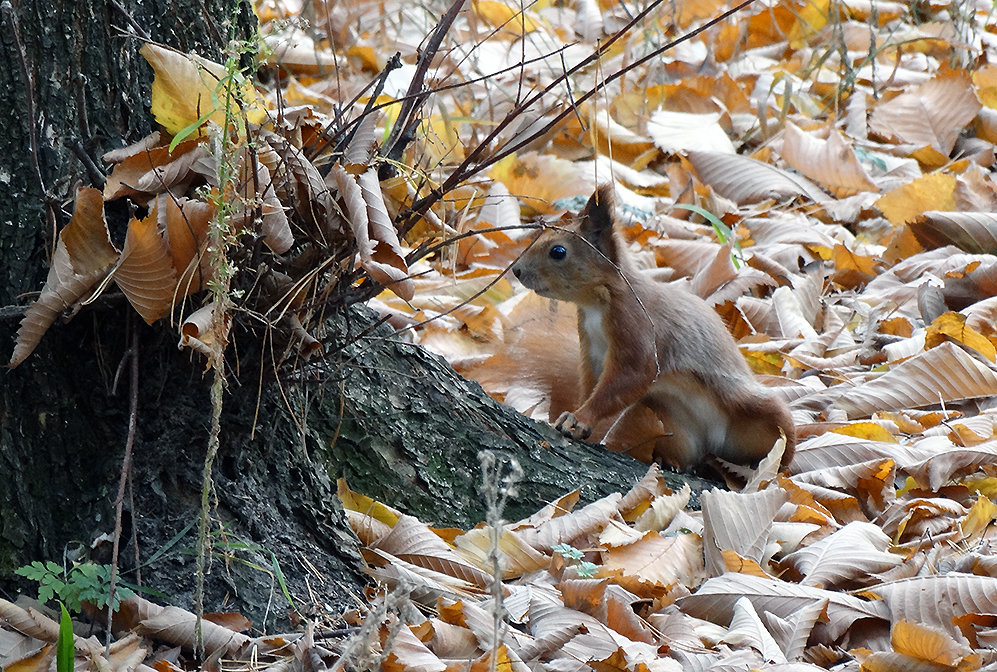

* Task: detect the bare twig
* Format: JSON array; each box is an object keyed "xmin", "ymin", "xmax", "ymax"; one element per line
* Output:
[
  {"xmin": 398, "ymin": 0, "xmax": 758, "ymax": 235},
  {"xmin": 381, "ymin": 0, "xmax": 469, "ymax": 167},
  {"xmin": 106, "ymin": 321, "xmax": 140, "ymax": 654}
]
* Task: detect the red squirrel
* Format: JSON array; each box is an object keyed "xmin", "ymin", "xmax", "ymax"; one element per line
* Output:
[{"xmin": 511, "ymin": 186, "xmax": 795, "ymax": 471}]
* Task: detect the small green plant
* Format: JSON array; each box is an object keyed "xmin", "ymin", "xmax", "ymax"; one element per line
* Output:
[
  {"xmin": 15, "ymin": 561, "xmax": 136, "ymax": 612},
  {"xmin": 553, "ymin": 543, "xmax": 598, "ymax": 578}
]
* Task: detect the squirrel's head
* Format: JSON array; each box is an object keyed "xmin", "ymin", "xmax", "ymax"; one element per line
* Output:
[{"xmin": 512, "ymin": 185, "xmax": 625, "ymax": 304}]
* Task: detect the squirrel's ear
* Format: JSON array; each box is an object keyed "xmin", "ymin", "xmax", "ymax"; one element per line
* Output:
[{"xmin": 579, "ymin": 185, "xmax": 618, "ymax": 256}]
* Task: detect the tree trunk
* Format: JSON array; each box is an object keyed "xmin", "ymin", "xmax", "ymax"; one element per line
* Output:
[{"xmin": 0, "ymin": 0, "xmax": 677, "ymax": 628}]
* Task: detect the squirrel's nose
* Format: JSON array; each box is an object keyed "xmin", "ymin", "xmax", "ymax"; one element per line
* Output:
[{"xmin": 511, "ymin": 265, "xmax": 522, "ymax": 279}]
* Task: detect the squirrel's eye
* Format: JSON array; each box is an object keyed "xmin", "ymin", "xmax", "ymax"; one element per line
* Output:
[{"xmin": 549, "ymin": 245, "xmax": 567, "ymax": 260}]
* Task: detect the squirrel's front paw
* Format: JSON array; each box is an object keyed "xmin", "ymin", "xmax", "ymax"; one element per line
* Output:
[{"xmin": 554, "ymin": 412, "xmax": 593, "ymax": 440}]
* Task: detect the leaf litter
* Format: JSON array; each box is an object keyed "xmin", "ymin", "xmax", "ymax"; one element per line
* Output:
[{"xmin": 8, "ymin": 0, "xmax": 997, "ymax": 670}]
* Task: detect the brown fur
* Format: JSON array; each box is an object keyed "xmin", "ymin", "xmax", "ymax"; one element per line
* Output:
[{"xmin": 512, "ymin": 186, "xmax": 795, "ymax": 471}]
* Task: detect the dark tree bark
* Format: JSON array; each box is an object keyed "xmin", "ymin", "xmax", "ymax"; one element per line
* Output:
[{"xmin": 0, "ymin": 0, "xmax": 682, "ymax": 628}]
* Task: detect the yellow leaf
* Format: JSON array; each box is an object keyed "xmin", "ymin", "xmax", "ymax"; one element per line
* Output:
[
  {"xmin": 347, "ymin": 45, "xmax": 381, "ymax": 72},
  {"xmin": 473, "ymin": 0, "xmax": 540, "ymax": 33},
  {"xmin": 908, "ymin": 144, "xmax": 949, "ymax": 170},
  {"xmin": 337, "ymin": 478, "xmax": 401, "ymax": 527},
  {"xmin": 925, "ymin": 311, "xmax": 996, "ymax": 362},
  {"xmin": 140, "ymin": 43, "xmax": 267, "ymax": 137},
  {"xmin": 831, "ymin": 243, "xmax": 880, "ymax": 287},
  {"xmin": 963, "ymin": 476, "xmax": 997, "ymax": 500},
  {"xmin": 789, "ymin": 0, "xmax": 831, "ymax": 48},
  {"xmin": 487, "ymin": 152, "xmax": 591, "ymax": 215},
  {"xmin": 961, "ymin": 495, "xmax": 997, "ymax": 538},
  {"xmin": 742, "ymin": 349, "xmax": 784, "ymax": 375},
  {"xmin": 830, "ymin": 422, "xmax": 897, "ymax": 443},
  {"xmin": 973, "ymin": 64, "xmax": 997, "ymax": 109},
  {"xmin": 891, "ymin": 620, "xmax": 969, "ymax": 667},
  {"xmin": 950, "ymin": 422, "xmax": 990, "ymax": 447},
  {"xmin": 875, "ymin": 173, "xmax": 957, "ymax": 225},
  {"xmin": 721, "ymin": 550, "xmax": 768, "ymax": 577}
]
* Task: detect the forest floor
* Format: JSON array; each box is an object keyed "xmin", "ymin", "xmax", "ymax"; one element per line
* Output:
[{"xmin": 8, "ymin": 0, "xmax": 997, "ymax": 670}]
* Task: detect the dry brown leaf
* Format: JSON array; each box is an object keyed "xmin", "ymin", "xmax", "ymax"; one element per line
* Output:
[
  {"xmin": 781, "ymin": 521, "xmax": 901, "ymax": 588},
  {"xmin": 600, "ymin": 530, "xmax": 704, "ymax": 588},
  {"xmin": 364, "ymin": 548, "xmax": 479, "ymax": 603},
  {"xmin": 678, "ymin": 572, "xmax": 889, "ymax": 641},
  {"xmin": 830, "ymin": 342, "xmax": 997, "ymax": 418},
  {"xmin": 114, "ymin": 210, "xmax": 179, "ymax": 324},
  {"xmin": 514, "ymin": 493, "xmax": 622, "ymax": 553},
  {"xmin": 157, "ymin": 195, "xmax": 214, "ymax": 297},
  {"xmin": 453, "ymin": 526, "xmax": 549, "ymax": 578},
  {"xmin": 686, "ymin": 150, "xmax": 829, "ymax": 205},
  {"xmin": 133, "ymin": 601, "xmax": 250, "ymax": 655},
  {"xmin": 722, "ymin": 596, "xmax": 787, "ymax": 663},
  {"xmin": 103, "ymin": 137, "xmax": 205, "ymax": 200},
  {"xmin": 10, "ymin": 187, "xmax": 119, "ymax": 367},
  {"xmin": 357, "ymin": 168, "xmax": 413, "ymax": 300},
  {"xmin": 382, "ymin": 624, "xmax": 446, "ymax": 672},
  {"xmin": 262, "ymin": 131, "xmax": 342, "ymax": 241},
  {"xmin": 866, "ymin": 574, "xmax": 997, "ymax": 642},
  {"xmin": 330, "ymin": 163, "xmax": 413, "ymax": 300},
  {"xmin": 101, "ymin": 131, "xmax": 163, "ymax": 163},
  {"xmin": 701, "ymin": 488, "xmax": 788, "ymax": 577},
  {"xmin": 228, "ymin": 150, "xmax": 293, "ymax": 254},
  {"xmin": 910, "ymin": 211, "xmax": 997, "ymax": 254},
  {"xmin": 263, "ymin": 30, "xmax": 337, "ymax": 75},
  {"xmin": 779, "ymin": 123, "xmax": 878, "ymax": 198},
  {"xmin": 868, "ymin": 71, "xmax": 982, "ymax": 156},
  {"xmin": 907, "ymin": 439, "xmax": 997, "ymax": 491},
  {"xmin": 369, "ymin": 514, "xmax": 493, "ymax": 590},
  {"xmin": 647, "ymin": 110, "xmax": 735, "ymax": 155},
  {"xmin": 525, "ymin": 589, "xmax": 645, "ymax": 664},
  {"xmin": 178, "ymin": 304, "xmax": 226, "ymax": 357},
  {"xmin": 632, "ymin": 483, "xmax": 690, "ymax": 532}
]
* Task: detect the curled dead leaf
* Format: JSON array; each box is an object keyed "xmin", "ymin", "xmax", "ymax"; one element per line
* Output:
[
  {"xmin": 178, "ymin": 304, "xmax": 229, "ymax": 357},
  {"xmin": 10, "ymin": 187, "xmax": 119, "ymax": 368}
]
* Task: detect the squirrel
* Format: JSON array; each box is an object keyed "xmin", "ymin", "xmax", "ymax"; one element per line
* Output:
[{"xmin": 511, "ymin": 185, "xmax": 795, "ymax": 471}]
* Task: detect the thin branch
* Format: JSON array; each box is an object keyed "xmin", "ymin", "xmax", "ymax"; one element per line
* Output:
[
  {"xmin": 106, "ymin": 322, "xmax": 140, "ymax": 654},
  {"xmin": 381, "ymin": 0, "xmax": 469, "ymax": 165},
  {"xmin": 399, "ymin": 0, "xmax": 757, "ymax": 233}
]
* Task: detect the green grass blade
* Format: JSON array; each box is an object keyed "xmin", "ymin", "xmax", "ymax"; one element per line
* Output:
[
  {"xmin": 670, "ymin": 203, "xmax": 744, "ymax": 269},
  {"xmin": 57, "ymin": 602, "xmax": 75, "ymax": 672}
]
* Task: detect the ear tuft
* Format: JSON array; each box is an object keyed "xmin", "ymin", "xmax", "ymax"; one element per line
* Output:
[
  {"xmin": 578, "ymin": 185, "xmax": 618, "ymax": 259},
  {"xmin": 582, "ymin": 184, "xmax": 615, "ymax": 233}
]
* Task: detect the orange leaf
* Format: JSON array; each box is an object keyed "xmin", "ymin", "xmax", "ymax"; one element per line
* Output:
[
  {"xmin": 103, "ymin": 136, "xmax": 205, "ymax": 200},
  {"xmin": 114, "ymin": 211, "xmax": 178, "ymax": 324}
]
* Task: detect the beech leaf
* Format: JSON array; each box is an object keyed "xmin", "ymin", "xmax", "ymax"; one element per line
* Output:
[{"xmin": 10, "ymin": 187, "xmax": 119, "ymax": 368}]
